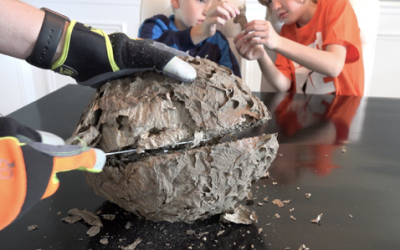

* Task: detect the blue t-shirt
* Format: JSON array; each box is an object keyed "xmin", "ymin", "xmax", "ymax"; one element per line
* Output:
[{"xmin": 139, "ymin": 15, "xmax": 241, "ymax": 77}]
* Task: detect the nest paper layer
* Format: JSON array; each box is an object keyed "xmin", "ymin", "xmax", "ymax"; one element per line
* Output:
[
  {"xmin": 71, "ymin": 57, "xmax": 271, "ymax": 153},
  {"xmin": 70, "ymin": 57, "xmax": 279, "ymax": 223},
  {"xmin": 86, "ymin": 133, "xmax": 278, "ymax": 223}
]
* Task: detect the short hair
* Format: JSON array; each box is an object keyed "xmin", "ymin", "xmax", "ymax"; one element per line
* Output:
[{"xmin": 259, "ymin": 0, "xmax": 319, "ymax": 19}]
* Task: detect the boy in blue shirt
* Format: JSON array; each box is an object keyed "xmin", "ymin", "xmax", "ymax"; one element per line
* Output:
[{"xmin": 139, "ymin": 0, "xmax": 242, "ymax": 77}]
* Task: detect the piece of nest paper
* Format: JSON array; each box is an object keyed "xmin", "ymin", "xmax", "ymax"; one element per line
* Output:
[
  {"xmin": 233, "ymin": 5, "xmax": 248, "ymax": 29},
  {"xmin": 220, "ymin": 205, "xmax": 258, "ymax": 224}
]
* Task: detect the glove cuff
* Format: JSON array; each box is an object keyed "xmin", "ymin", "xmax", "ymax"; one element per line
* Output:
[
  {"xmin": 26, "ymin": 8, "xmax": 70, "ymax": 69},
  {"xmin": 51, "ymin": 21, "xmax": 118, "ymax": 85}
]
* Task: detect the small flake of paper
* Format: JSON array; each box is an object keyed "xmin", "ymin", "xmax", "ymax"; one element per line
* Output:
[
  {"xmin": 263, "ymin": 197, "xmax": 268, "ymax": 203},
  {"xmin": 342, "ymin": 147, "xmax": 346, "ymax": 153},
  {"xmin": 217, "ymin": 230, "xmax": 225, "ymax": 236},
  {"xmin": 311, "ymin": 213, "xmax": 323, "ymax": 224},
  {"xmin": 28, "ymin": 225, "xmax": 38, "ymax": 231},
  {"xmin": 61, "ymin": 215, "xmax": 81, "ymax": 224},
  {"xmin": 68, "ymin": 208, "xmax": 103, "ymax": 227},
  {"xmin": 283, "ymin": 200, "xmax": 291, "ymax": 204},
  {"xmin": 62, "ymin": 208, "xmax": 103, "ymax": 237},
  {"xmin": 305, "ymin": 193, "xmax": 311, "ymax": 199},
  {"xmin": 273, "ymin": 182, "xmax": 278, "ymax": 185},
  {"xmin": 186, "ymin": 230, "xmax": 195, "ymax": 235},
  {"xmin": 274, "ymin": 213, "xmax": 280, "ymax": 219},
  {"xmin": 122, "ymin": 238, "xmax": 142, "ymax": 250},
  {"xmin": 272, "ymin": 199, "xmax": 284, "ymax": 208},
  {"xmin": 87, "ymin": 225, "xmax": 101, "ymax": 237},
  {"xmin": 125, "ymin": 221, "xmax": 132, "ymax": 229},
  {"xmin": 299, "ymin": 244, "xmax": 309, "ymax": 250},
  {"xmin": 196, "ymin": 232, "xmax": 209, "ymax": 239},
  {"xmin": 349, "ymin": 214, "xmax": 353, "ymax": 218},
  {"xmin": 102, "ymin": 214, "xmax": 116, "ymax": 220},
  {"xmin": 220, "ymin": 205, "xmax": 258, "ymax": 224},
  {"xmin": 258, "ymin": 202, "xmax": 264, "ymax": 206},
  {"xmin": 258, "ymin": 228, "xmax": 263, "ymax": 234},
  {"xmin": 289, "ymin": 208, "xmax": 295, "ymax": 212},
  {"xmin": 100, "ymin": 238, "xmax": 109, "ymax": 245},
  {"xmin": 296, "ymin": 187, "xmax": 300, "ymax": 190},
  {"xmin": 290, "ymin": 215, "xmax": 296, "ymax": 221},
  {"xmin": 261, "ymin": 172, "xmax": 270, "ymax": 179}
]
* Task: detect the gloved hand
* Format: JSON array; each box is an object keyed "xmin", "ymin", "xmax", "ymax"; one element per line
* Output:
[
  {"xmin": 0, "ymin": 117, "xmax": 105, "ymax": 230},
  {"xmin": 50, "ymin": 21, "xmax": 196, "ymax": 88}
]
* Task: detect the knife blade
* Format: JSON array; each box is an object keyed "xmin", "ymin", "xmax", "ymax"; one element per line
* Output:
[{"xmin": 105, "ymin": 139, "xmax": 211, "ymax": 156}]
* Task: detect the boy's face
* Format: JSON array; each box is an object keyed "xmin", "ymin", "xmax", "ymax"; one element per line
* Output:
[
  {"xmin": 266, "ymin": 0, "xmax": 314, "ymax": 26},
  {"xmin": 172, "ymin": 0, "xmax": 218, "ymax": 30}
]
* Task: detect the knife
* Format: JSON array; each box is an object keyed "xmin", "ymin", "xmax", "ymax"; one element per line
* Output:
[{"xmin": 105, "ymin": 139, "xmax": 212, "ymax": 156}]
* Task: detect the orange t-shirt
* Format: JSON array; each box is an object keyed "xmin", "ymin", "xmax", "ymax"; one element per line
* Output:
[{"xmin": 275, "ymin": 0, "xmax": 364, "ymax": 96}]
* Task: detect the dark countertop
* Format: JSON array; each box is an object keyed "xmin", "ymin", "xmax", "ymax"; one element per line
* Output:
[{"xmin": 1, "ymin": 85, "xmax": 400, "ymax": 250}]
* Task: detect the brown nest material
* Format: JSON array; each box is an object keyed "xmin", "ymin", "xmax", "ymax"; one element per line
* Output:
[{"xmin": 70, "ymin": 57, "xmax": 279, "ymax": 223}]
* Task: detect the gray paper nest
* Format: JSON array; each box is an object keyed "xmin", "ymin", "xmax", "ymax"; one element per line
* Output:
[{"xmin": 70, "ymin": 57, "xmax": 279, "ymax": 223}]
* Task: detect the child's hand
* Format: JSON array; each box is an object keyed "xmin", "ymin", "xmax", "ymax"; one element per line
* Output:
[
  {"xmin": 234, "ymin": 33, "xmax": 265, "ymax": 61},
  {"xmin": 242, "ymin": 20, "xmax": 281, "ymax": 50},
  {"xmin": 200, "ymin": 1, "xmax": 240, "ymax": 38}
]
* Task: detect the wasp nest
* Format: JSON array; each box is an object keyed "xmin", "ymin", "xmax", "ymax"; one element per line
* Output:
[{"xmin": 70, "ymin": 57, "xmax": 279, "ymax": 223}]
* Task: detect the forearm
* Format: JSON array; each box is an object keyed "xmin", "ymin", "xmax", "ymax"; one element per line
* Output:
[
  {"xmin": 258, "ymin": 50, "xmax": 291, "ymax": 92},
  {"xmin": 275, "ymin": 37, "xmax": 346, "ymax": 77},
  {"xmin": 0, "ymin": 0, "xmax": 67, "ymax": 61}
]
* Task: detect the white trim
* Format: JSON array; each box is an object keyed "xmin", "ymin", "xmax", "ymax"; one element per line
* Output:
[
  {"xmin": 23, "ymin": 0, "xmax": 140, "ymax": 6},
  {"xmin": 14, "ymin": 61, "xmax": 36, "ymax": 105},
  {"xmin": 377, "ymin": 31, "xmax": 400, "ymax": 41},
  {"xmin": 379, "ymin": 1, "xmax": 400, "ymax": 15}
]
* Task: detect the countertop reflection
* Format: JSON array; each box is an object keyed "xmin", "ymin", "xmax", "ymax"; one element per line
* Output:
[{"xmin": 2, "ymin": 85, "xmax": 400, "ymax": 250}]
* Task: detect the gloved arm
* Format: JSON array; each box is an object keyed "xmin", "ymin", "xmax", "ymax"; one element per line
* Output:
[
  {"xmin": 48, "ymin": 20, "xmax": 196, "ymax": 88},
  {"xmin": 0, "ymin": 1, "xmax": 196, "ymax": 88},
  {"xmin": 0, "ymin": 117, "xmax": 105, "ymax": 231}
]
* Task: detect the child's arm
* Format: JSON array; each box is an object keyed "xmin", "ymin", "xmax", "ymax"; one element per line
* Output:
[
  {"xmin": 234, "ymin": 32, "xmax": 291, "ymax": 92},
  {"xmin": 243, "ymin": 20, "xmax": 347, "ymax": 78},
  {"xmin": 274, "ymin": 39, "xmax": 346, "ymax": 78},
  {"xmin": 190, "ymin": 1, "xmax": 239, "ymax": 45}
]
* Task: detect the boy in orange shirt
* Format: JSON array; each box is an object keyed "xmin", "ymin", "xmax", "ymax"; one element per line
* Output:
[{"xmin": 234, "ymin": 0, "xmax": 364, "ymax": 96}]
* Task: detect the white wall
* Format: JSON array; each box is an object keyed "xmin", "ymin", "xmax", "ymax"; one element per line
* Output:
[
  {"xmin": 370, "ymin": 1, "xmax": 400, "ymax": 98},
  {"xmin": 0, "ymin": 0, "xmax": 142, "ymax": 116},
  {"xmin": 1, "ymin": 0, "xmax": 399, "ymax": 115}
]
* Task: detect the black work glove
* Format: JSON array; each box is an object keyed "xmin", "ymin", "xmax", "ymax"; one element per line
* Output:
[{"xmin": 50, "ymin": 21, "xmax": 196, "ymax": 88}]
